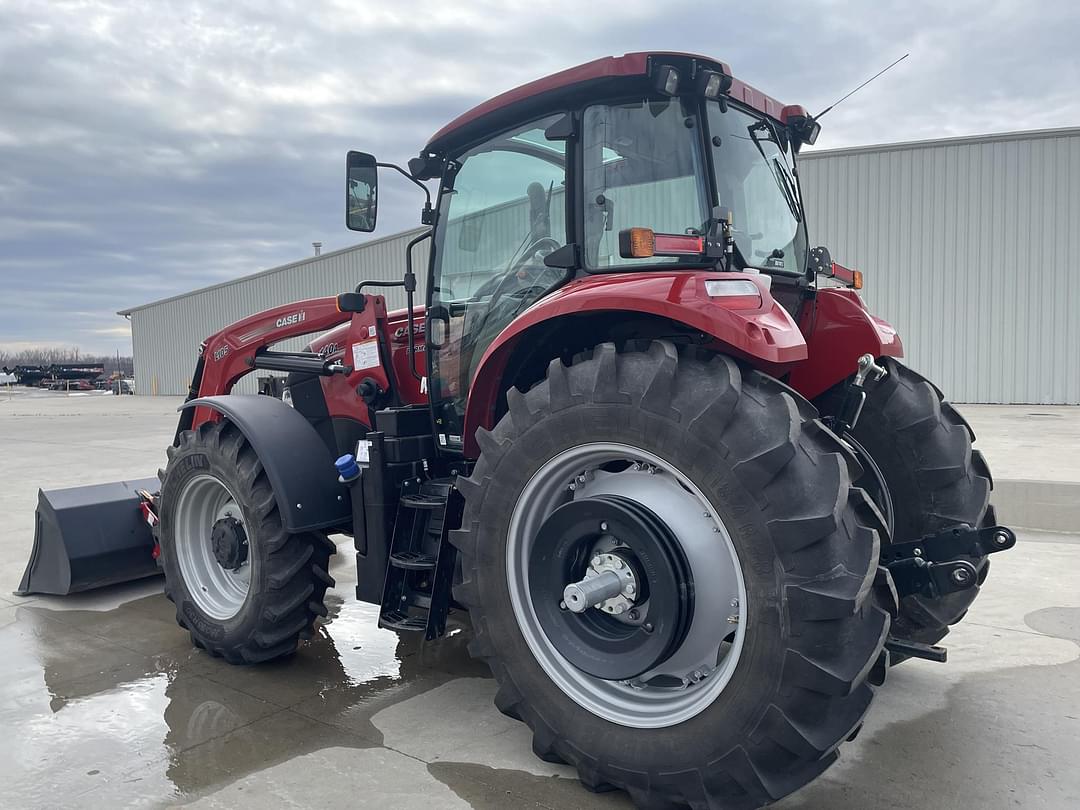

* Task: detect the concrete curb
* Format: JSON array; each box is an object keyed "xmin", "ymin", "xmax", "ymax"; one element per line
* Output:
[{"xmin": 992, "ymin": 479, "xmax": 1080, "ymax": 534}]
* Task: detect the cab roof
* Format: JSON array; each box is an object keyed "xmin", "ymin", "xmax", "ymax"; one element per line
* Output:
[{"xmin": 424, "ymin": 51, "xmax": 806, "ymax": 155}]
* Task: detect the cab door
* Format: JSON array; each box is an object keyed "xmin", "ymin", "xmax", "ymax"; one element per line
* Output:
[{"xmin": 426, "ymin": 115, "xmax": 570, "ymax": 452}]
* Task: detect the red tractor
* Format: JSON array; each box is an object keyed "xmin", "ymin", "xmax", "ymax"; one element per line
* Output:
[{"xmin": 19, "ymin": 52, "xmax": 1014, "ymax": 808}]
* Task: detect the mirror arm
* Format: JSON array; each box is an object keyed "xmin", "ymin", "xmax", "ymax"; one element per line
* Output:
[
  {"xmin": 377, "ymin": 162, "xmax": 434, "ymax": 224},
  {"xmin": 404, "ymin": 229, "xmax": 432, "ymax": 383}
]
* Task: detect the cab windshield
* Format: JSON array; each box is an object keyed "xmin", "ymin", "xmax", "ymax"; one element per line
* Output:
[{"xmin": 706, "ymin": 102, "xmax": 808, "ymax": 275}]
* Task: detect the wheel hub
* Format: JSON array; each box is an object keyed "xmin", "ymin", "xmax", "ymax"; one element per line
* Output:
[
  {"xmin": 210, "ymin": 515, "xmax": 248, "ymax": 571},
  {"xmin": 529, "ymin": 494, "xmax": 693, "ymax": 681},
  {"xmin": 563, "ymin": 551, "xmax": 640, "ymax": 616},
  {"xmin": 507, "ymin": 443, "xmax": 747, "ymax": 728}
]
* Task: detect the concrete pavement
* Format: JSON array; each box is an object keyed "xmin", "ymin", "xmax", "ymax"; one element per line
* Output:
[{"xmin": 1, "ymin": 388, "xmax": 1078, "ymax": 808}]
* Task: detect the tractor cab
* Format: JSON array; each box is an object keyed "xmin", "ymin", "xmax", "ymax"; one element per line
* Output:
[{"xmin": 347, "ymin": 52, "xmax": 821, "ymax": 453}]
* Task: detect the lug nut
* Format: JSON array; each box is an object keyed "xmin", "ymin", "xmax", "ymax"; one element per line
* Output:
[
  {"xmin": 600, "ymin": 521, "xmax": 609, "ymax": 532},
  {"xmin": 951, "ymin": 568, "xmax": 973, "ymax": 585}
]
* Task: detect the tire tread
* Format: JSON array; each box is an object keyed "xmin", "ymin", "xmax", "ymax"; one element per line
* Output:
[{"xmin": 450, "ymin": 342, "xmax": 893, "ymax": 808}]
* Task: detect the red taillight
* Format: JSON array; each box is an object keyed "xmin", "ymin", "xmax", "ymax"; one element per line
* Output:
[
  {"xmin": 619, "ymin": 228, "xmax": 704, "ymax": 259},
  {"xmin": 654, "ymin": 233, "xmax": 704, "ymax": 254},
  {"xmin": 830, "ymin": 262, "xmax": 863, "ymax": 289}
]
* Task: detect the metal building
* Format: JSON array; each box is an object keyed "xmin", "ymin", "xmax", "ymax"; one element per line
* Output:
[
  {"xmin": 120, "ymin": 229, "xmax": 428, "ymax": 396},
  {"xmin": 121, "ymin": 126, "xmax": 1080, "ymax": 404},
  {"xmin": 799, "ymin": 126, "xmax": 1080, "ymax": 405}
]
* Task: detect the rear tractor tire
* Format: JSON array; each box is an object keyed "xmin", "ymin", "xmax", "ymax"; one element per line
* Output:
[
  {"xmin": 451, "ymin": 342, "xmax": 896, "ymax": 809},
  {"xmin": 159, "ymin": 420, "xmax": 335, "ymax": 664},
  {"xmin": 817, "ymin": 358, "xmax": 994, "ymax": 658}
]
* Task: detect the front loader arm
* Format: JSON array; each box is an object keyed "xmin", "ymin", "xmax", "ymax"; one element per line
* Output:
[{"xmin": 176, "ymin": 293, "xmax": 395, "ymax": 440}]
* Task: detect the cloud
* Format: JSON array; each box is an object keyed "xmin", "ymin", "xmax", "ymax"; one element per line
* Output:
[{"xmin": 1, "ymin": 0, "xmax": 1077, "ymax": 354}]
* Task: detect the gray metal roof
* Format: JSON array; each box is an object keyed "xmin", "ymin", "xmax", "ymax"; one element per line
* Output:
[
  {"xmin": 800, "ymin": 125, "xmax": 1080, "ymax": 160},
  {"xmin": 117, "ymin": 227, "xmax": 428, "ymax": 315}
]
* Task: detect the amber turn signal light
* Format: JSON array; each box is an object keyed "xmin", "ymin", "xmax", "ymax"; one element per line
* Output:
[{"xmin": 619, "ymin": 227, "xmax": 656, "ymax": 259}]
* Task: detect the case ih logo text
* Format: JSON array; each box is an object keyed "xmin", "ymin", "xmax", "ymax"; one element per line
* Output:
[{"xmin": 276, "ymin": 311, "xmax": 306, "ymax": 329}]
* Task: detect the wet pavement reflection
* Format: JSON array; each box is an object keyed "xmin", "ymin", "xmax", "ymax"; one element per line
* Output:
[
  {"xmin": 0, "ymin": 586, "xmax": 490, "ymax": 808},
  {"xmin": 2, "ymin": 538, "xmax": 1079, "ymax": 809}
]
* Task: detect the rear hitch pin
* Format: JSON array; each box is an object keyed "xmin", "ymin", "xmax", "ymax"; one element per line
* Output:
[
  {"xmin": 854, "ymin": 353, "xmax": 887, "ymax": 386},
  {"xmin": 835, "ymin": 354, "xmax": 889, "ymax": 434}
]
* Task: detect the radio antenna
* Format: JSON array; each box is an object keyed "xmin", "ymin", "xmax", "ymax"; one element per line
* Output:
[{"xmin": 815, "ymin": 53, "xmax": 909, "ymax": 120}]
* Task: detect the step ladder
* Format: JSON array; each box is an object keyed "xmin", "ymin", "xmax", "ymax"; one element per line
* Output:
[{"xmin": 378, "ymin": 477, "xmax": 461, "ymax": 639}]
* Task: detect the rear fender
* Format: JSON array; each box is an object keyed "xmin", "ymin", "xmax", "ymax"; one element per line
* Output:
[
  {"xmin": 461, "ymin": 271, "xmax": 807, "ymax": 457},
  {"xmin": 180, "ymin": 395, "xmax": 350, "ymax": 533},
  {"xmin": 788, "ymin": 288, "xmax": 904, "ymax": 400}
]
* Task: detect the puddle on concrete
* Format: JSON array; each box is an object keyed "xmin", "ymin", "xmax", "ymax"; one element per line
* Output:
[
  {"xmin": 4, "ymin": 563, "xmax": 1077, "ymax": 809},
  {"xmin": 0, "ymin": 588, "xmax": 487, "ymax": 807},
  {"xmin": 424, "ymin": 609, "xmax": 1080, "ymax": 810},
  {"xmin": 776, "ymin": 606, "xmax": 1080, "ymax": 808}
]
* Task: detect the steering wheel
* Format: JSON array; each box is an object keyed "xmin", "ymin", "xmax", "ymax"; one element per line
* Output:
[
  {"xmin": 488, "ymin": 237, "xmax": 564, "ymax": 308},
  {"xmin": 510, "ymin": 236, "xmax": 562, "ymax": 274}
]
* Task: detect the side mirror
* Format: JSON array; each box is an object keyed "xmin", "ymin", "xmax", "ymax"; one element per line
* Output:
[{"xmin": 346, "ymin": 151, "xmax": 378, "ymax": 232}]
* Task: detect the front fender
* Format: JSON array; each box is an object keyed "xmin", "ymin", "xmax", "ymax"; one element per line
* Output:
[
  {"xmin": 180, "ymin": 395, "xmax": 349, "ymax": 532},
  {"xmin": 462, "ymin": 271, "xmax": 807, "ymax": 457},
  {"xmin": 788, "ymin": 288, "xmax": 904, "ymax": 400}
]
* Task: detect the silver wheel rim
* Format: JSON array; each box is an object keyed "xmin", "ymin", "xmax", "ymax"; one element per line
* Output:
[
  {"xmin": 506, "ymin": 442, "xmax": 747, "ymax": 728},
  {"xmin": 173, "ymin": 473, "xmax": 251, "ymax": 620}
]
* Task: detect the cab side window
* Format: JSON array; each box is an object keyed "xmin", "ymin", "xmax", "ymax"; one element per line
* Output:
[{"xmin": 428, "ymin": 116, "xmax": 569, "ymax": 447}]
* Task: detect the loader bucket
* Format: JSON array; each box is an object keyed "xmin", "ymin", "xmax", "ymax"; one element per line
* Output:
[{"xmin": 15, "ymin": 477, "xmax": 162, "ymax": 596}]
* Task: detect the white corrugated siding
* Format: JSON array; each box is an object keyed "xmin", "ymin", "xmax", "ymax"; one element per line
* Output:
[
  {"xmin": 799, "ymin": 128, "xmax": 1080, "ymax": 404},
  {"xmin": 127, "ymin": 229, "xmax": 428, "ymax": 395},
  {"xmin": 126, "ymin": 128, "xmax": 1079, "ymax": 404}
]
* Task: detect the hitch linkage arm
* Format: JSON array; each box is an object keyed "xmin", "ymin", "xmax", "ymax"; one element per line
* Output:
[
  {"xmin": 884, "ymin": 523, "xmax": 1016, "ymax": 600},
  {"xmin": 831, "ymin": 353, "xmax": 887, "ymax": 434}
]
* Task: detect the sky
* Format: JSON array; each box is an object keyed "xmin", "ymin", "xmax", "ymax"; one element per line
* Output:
[{"xmin": 1, "ymin": 0, "xmax": 1078, "ymax": 356}]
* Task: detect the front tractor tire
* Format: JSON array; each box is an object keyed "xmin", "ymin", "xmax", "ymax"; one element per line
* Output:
[
  {"xmin": 451, "ymin": 342, "xmax": 896, "ymax": 809},
  {"xmin": 820, "ymin": 358, "xmax": 994, "ymax": 655},
  {"xmin": 159, "ymin": 420, "xmax": 335, "ymax": 664}
]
